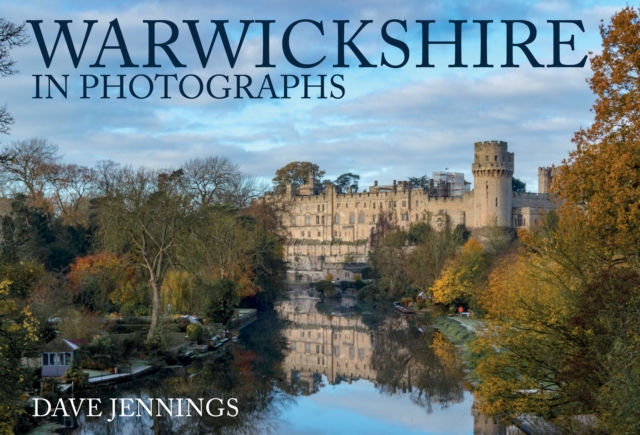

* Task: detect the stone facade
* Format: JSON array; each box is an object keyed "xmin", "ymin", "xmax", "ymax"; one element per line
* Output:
[{"xmin": 260, "ymin": 141, "xmax": 558, "ymax": 280}]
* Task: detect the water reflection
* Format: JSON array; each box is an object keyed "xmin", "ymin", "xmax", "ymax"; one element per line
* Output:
[
  {"xmin": 62, "ymin": 293, "xmax": 506, "ymax": 434},
  {"xmin": 278, "ymin": 294, "xmax": 466, "ymax": 413}
]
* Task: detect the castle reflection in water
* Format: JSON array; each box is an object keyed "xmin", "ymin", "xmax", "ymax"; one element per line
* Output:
[{"xmin": 276, "ymin": 292, "xmax": 516, "ymax": 435}]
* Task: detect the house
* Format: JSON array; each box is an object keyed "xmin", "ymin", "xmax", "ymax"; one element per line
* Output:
[{"xmin": 40, "ymin": 338, "xmax": 81, "ymax": 377}]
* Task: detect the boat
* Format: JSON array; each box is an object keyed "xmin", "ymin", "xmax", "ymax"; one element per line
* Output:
[{"xmin": 393, "ymin": 302, "xmax": 415, "ymax": 315}]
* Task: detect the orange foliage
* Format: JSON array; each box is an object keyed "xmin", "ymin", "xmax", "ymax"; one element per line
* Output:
[{"xmin": 68, "ymin": 253, "xmax": 121, "ymax": 294}]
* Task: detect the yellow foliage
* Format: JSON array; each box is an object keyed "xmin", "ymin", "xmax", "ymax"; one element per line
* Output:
[{"xmin": 431, "ymin": 238, "xmax": 486, "ymax": 306}]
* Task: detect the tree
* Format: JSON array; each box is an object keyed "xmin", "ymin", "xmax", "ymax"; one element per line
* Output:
[
  {"xmin": 406, "ymin": 224, "xmax": 462, "ymax": 299},
  {"xmin": 0, "ymin": 19, "xmax": 29, "ymax": 135},
  {"xmin": 334, "ymin": 172, "xmax": 360, "ymax": 192},
  {"xmin": 556, "ymin": 6, "xmax": 640, "ymax": 263},
  {"xmin": 47, "ymin": 163, "xmax": 95, "ymax": 226},
  {"xmin": 96, "ymin": 166, "xmax": 194, "ymax": 340},
  {"xmin": 0, "ymin": 279, "xmax": 39, "ymax": 434},
  {"xmin": 181, "ymin": 156, "xmax": 240, "ymax": 207},
  {"xmin": 408, "ymin": 175, "xmax": 429, "ymax": 188},
  {"xmin": 0, "ymin": 138, "xmax": 60, "ymax": 205},
  {"xmin": 431, "ymin": 238, "xmax": 487, "ymax": 308},
  {"xmin": 205, "ymin": 278, "xmax": 240, "ymax": 325},
  {"xmin": 472, "ymin": 10, "xmax": 640, "ymax": 430},
  {"xmin": 271, "ymin": 162, "xmax": 325, "ymax": 195},
  {"xmin": 512, "ymin": 177, "xmax": 526, "ymax": 193}
]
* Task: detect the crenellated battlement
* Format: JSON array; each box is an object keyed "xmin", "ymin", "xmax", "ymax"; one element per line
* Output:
[{"xmin": 261, "ymin": 140, "xmax": 558, "ymax": 261}]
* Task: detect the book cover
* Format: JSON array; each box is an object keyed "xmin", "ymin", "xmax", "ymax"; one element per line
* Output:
[{"xmin": 1, "ymin": 1, "xmax": 636, "ymax": 435}]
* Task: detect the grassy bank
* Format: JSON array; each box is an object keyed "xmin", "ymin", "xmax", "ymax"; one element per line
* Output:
[{"xmin": 430, "ymin": 316, "xmax": 477, "ymax": 345}]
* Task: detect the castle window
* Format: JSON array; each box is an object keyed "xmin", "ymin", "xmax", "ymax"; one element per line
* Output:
[
  {"xmin": 495, "ymin": 197, "xmax": 498, "ymax": 207},
  {"xmin": 359, "ymin": 212, "xmax": 365, "ymax": 223},
  {"xmin": 349, "ymin": 212, "xmax": 355, "ymax": 224},
  {"xmin": 321, "ymin": 215, "xmax": 325, "ymax": 224},
  {"xmin": 316, "ymin": 216, "xmax": 320, "ymax": 224},
  {"xmin": 364, "ymin": 203, "xmax": 367, "ymax": 208},
  {"xmin": 322, "ymin": 204, "xmax": 325, "ymax": 211},
  {"xmin": 301, "ymin": 231, "xmax": 304, "ymax": 237},
  {"xmin": 494, "ymin": 155, "xmax": 498, "ymax": 161},
  {"xmin": 486, "ymin": 181, "xmax": 489, "ymax": 199},
  {"xmin": 372, "ymin": 202, "xmax": 376, "ymax": 209},
  {"xmin": 516, "ymin": 213, "xmax": 523, "ymax": 226},
  {"xmin": 402, "ymin": 200, "xmax": 406, "ymax": 207},
  {"xmin": 305, "ymin": 215, "xmax": 311, "ymax": 225},
  {"xmin": 334, "ymin": 214, "xmax": 340, "ymax": 224},
  {"xmin": 290, "ymin": 216, "xmax": 296, "ymax": 226},
  {"xmin": 486, "ymin": 155, "xmax": 489, "ymax": 161},
  {"xmin": 356, "ymin": 202, "xmax": 359, "ymax": 208},
  {"xmin": 380, "ymin": 202, "xmax": 383, "ymax": 208},
  {"xmin": 317, "ymin": 231, "xmax": 321, "ymax": 236},
  {"xmin": 337, "ymin": 203, "xmax": 340, "ymax": 209},
  {"xmin": 308, "ymin": 231, "xmax": 311, "ymax": 237},
  {"xmin": 416, "ymin": 214, "xmax": 419, "ymax": 221}
]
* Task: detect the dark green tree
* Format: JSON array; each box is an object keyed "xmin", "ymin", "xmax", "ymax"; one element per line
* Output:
[
  {"xmin": 512, "ymin": 177, "xmax": 526, "ymax": 193},
  {"xmin": 334, "ymin": 172, "xmax": 360, "ymax": 192}
]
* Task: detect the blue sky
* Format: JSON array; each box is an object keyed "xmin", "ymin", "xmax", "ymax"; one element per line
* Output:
[{"xmin": 0, "ymin": 0, "xmax": 625, "ymax": 191}]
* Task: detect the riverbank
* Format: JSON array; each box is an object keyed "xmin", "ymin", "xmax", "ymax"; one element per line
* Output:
[{"xmin": 430, "ymin": 315, "xmax": 479, "ymax": 345}]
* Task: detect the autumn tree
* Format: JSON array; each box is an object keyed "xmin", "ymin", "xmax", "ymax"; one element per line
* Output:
[
  {"xmin": 0, "ymin": 19, "xmax": 29, "ymax": 135},
  {"xmin": 0, "ymin": 277, "xmax": 39, "ymax": 434},
  {"xmin": 271, "ymin": 161, "xmax": 325, "ymax": 195},
  {"xmin": 431, "ymin": 238, "xmax": 487, "ymax": 309},
  {"xmin": 406, "ymin": 222, "xmax": 460, "ymax": 296},
  {"xmin": 95, "ymin": 166, "xmax": 195, "ymax": 340},
  {"xmin": 472, "ymin": 8, "xmax": 640, "ymax": 432},
  {"xmin": 555, "ymin": 6, "xmax": 640, "ymax": 264}
]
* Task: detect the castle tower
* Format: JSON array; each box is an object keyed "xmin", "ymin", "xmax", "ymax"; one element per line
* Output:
[
  {"xmin": 472, "ymin": 141, "xmax": 514, "ymax": 227},
  {"xmin": 538, "ymin": 165, "xmax": 556, "ymax": 194}
]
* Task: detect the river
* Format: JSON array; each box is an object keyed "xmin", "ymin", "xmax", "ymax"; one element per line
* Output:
[{"xmin": 57, "ymin": 291, "xmax": 507, "ymax": 435}]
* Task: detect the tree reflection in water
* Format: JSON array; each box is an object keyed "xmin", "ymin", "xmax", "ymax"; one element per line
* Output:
[
  {"xmin": 370, "ymin": 315, "xmax": 466, "ymax": 413},
  {"xmin": 74, "ymin": 310, "xmax": 295, "ymax": 435},
  {"xmin": 279, "ymin": 295, "xmax": 466, "ymax": 412},
  {"xmin": 70, "ymin": 296, "xmax": 471, "ymax": 435}
]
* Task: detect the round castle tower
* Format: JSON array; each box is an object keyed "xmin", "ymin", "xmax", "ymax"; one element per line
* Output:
[{"xmin": 472, "ymin": 141, "xmax": 514, "ymax": 227}]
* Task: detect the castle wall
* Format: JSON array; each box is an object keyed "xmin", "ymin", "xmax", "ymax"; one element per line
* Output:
[{"xmin": 260, "ymin": 140, "xmax": 559, "ymax": 278}]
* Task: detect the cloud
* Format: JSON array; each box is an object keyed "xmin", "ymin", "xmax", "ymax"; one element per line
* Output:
[{"xmin": 0, "ymin": 0, "xmax": 626, "ymax": 193}]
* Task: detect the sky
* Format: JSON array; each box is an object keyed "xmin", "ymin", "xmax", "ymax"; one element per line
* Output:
[{"xmin": 0, "ymin": 0, "xmax": 626, "ymax": 192}]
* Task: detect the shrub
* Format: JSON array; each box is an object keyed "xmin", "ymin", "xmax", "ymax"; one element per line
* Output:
[
  {"xmin": 316, "ymin": 280, "xmax": 336, "ymax": 297},
  {"xmin": 401, "ymin": 297, "xmax": 413, "ymax": 307},
  {"xmin": 186, "ymin": 323, "xmax": 204, "ymax": 343},
  {"xmin": 354, "ymin": 279, "xmax": 366, "ymax": 290}
]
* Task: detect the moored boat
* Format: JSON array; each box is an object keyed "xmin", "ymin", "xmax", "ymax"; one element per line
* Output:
[{"xmin": 393, "ymin": 302, "xmax": 415, "ymax": 314}]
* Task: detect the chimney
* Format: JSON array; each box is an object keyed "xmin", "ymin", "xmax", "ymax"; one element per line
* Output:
[{"xmin": 374, "ymin": 180, "xmax": 378, "ymax": 186}]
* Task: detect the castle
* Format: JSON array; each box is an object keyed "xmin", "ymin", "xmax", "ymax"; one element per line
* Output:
[{"xmin": 261, "ymin": 141, "xmax": 558, "ymax": 282}]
